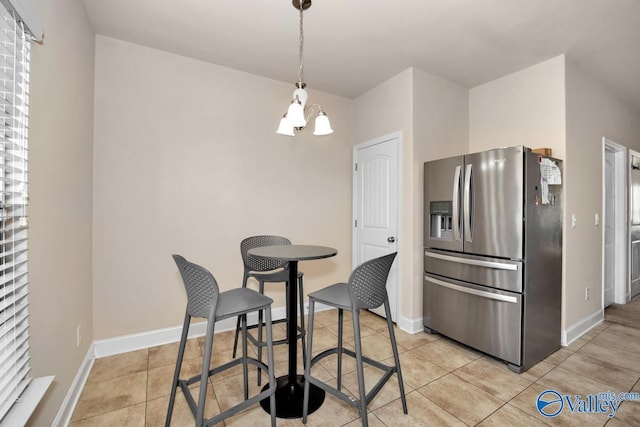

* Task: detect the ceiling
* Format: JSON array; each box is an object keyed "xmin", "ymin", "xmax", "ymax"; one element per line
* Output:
[{"xmin": 83, "ymin": 0, "xmax": 640, "ymax": 114}]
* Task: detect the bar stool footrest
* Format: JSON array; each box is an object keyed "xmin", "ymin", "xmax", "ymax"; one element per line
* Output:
[
  {"xmin": 177, "ymin": 356, "xmax": 276, "ymax": 426},
  {"xmin": 204, "ymin": 385, "xmax": 276, "ymax": 427},
  {"xmin": 181, "ymin": 355, "xmax": 271, "ymax": 386},
  {"xmin": 308, "ymin": 346, "xmax": 398, "ymax": 407},
  {"xmin": 245, "ymin": 324, "xmax": 306, "ymax": 349}
]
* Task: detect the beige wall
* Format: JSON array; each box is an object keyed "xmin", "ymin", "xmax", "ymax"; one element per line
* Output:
[
  {"xmin": 353, "ymin": 69, "xmax": 414, "ymax": 322},
  {"xmin": 353, "ymin": 68, "xmax": 468, "ymax": 324},
  {"xmin": 412, "ymin": 68, "xmax": 469, "ymax": 318},
  {"xmin": 27, "ymin": 0, "xmax": 95, "ymax": 425},
  {"xmin": 354, "ymin": 69, "xmax": 413, "ymax": 144},
  {"xmin": 565, "ymin": 60, "xmax": 640, "ymax": 327},
  {"xmin": 469, "ymin": 55, "xmax": 566, "ymax": 159},
  {"xmin": 92, "ymin": 36, "xmax": 354, "ymax": 339},
  {"xmin": 469, "ymin": 55, "xmax": 568, "ymax": 326},
  {"xmin": 413, "ymin": 69, "xmax": 469, "ymax": 164},
  {"xmin": 470, "ymin": 54, "xmax": 640, "ymax": 333}
]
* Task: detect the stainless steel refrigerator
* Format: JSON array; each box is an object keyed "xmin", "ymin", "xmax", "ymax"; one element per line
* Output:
[{"xmin": 423, "ymin": 146, "xmax": 562, "ymax": 373}]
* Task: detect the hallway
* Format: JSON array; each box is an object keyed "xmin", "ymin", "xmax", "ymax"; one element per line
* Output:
[{"xmin": 605, "ymin": 295, "xmax": 640, "ymax": 329}]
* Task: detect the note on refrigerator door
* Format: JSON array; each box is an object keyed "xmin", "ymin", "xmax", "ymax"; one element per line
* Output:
[
  {"xmin": 538, "ymin": 157, "xmax": 561, "ymax": 205},
  {"xmin": 539, "ymin": 158, "xmax": 562, "ymax": 185},
  {"xmin": 541, "ymin": 177, "xmax": 550, "ymax": 204}
]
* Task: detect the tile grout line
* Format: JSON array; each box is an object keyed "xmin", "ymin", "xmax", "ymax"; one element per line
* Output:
[
  {"xmin": 472, "ymin": 399, "xmax": 508, "ymax": 426},
  {"xmin": 506, "ymin": 382, "xmax": 553, "ymax": 427},
  {"xmin": 420, "ymin": 390, "xmax": 469, "ymax": 426},
  {"xmin": 447, "ymin": 369, "xmax": 508, "ymax": 426}
]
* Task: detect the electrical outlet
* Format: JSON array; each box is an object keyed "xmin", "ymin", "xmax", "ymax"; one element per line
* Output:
[
  {"xmin": 304, "ymin": 302, "xmax": 309, "ymax": 314},
  {"xmin": 595, "ymin": 213, "xmax": 600, "ymax": 226},
  {"xmin": 76, "ymin": 324, "xmax": 82, "ymax": 347},
  {"xmin": 572, "ymin": 214, "xmax": 577, "ymax": 228},
  {"xmin": 585, "ymin": 287, "xmax": 590, "ymax": 301}
]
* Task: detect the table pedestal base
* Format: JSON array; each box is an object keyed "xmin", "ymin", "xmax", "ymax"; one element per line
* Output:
[{"xmin": 260, "ymin": 375, "xmax": 325, "ymax": 419}]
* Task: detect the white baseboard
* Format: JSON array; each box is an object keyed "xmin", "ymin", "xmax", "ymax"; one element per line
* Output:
[
  {"xmin": 94, "ymin": 305, "xmax": 290, "ymax": 358},
  {"xmin": 92, "ymin": 304, "xmax": 341, "ymax": 358},
  {"xmin": 562, "ymin": 309, "xmax": 604, "ymax": 346},
  {"xmin": 308, "ymin": 302, "xmax": 334, "ymax": 314},
  {"xmin": 310, "ymin": 304, "xmax": 421, "ymax": 334},
  {"xmin": 52, "ymin": 342, "xmax": 95, "ymax": 427},
  {"xmin": 397, "ymin": 315, "xmax": 423, "ymax": 334}
]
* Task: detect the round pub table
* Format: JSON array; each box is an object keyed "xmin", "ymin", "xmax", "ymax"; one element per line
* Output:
[{"xmin": 248, "ymin": 244, "xmax": 337, "ymax": 419}]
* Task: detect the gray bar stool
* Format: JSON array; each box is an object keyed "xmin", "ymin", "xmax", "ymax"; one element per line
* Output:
[
  {"xmin": 232, "ymin": 235, "xmax": 306, "ymax": 384},
  {"xmin": 166, "ymin": 255, "xmax": 277, "ymax": 427},
  {"xmin": 302, "ymin": 252, "xmax": 407, "ymax": 427}
]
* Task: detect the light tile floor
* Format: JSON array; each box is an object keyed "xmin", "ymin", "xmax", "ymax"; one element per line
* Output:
[{"xmin": 71, "ymin": 310, "xmax": 640, "ymax": 426}]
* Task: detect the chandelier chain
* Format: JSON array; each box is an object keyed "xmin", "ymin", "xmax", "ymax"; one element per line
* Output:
[{"xmin": 298, "ymin": 2, "xmax": 304, "ymax": 84}]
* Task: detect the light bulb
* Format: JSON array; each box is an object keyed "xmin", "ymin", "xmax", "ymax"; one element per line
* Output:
[
  {"xmin": 276, "ymin": 115, "xmax": 295, "ymax": 136},
  {"xmin": 287, "ymin": 98, "xmax": 306, "ymax": 128},
  {"xmin": 313, "ymin": 111, "xmax": 333, "ymax": 135}
]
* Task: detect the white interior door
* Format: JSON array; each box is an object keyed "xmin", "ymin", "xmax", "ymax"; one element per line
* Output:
[
  {"xmin": 604, "ymin": 148, "xmax": 615, "ymax": 307},
  {"xmin": 353, "ymin": 134, "xmax": 400, "ymax": 321}
]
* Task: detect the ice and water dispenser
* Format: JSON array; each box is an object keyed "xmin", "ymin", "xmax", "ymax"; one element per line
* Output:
[{"xmin": 429, "ymin": 201, "xmax": 453, "ymax": 240}]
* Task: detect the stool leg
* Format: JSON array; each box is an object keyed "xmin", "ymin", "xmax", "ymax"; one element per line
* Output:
[
  {"xmin": 242, "ymin": 313, "xmax": 249, "ymax": 401},
  {"xmin": 337, "ymin": 308, "xmax": 343, "ymax": 391},
  {"xmin": 298, "ymin": 275, "xmax": 306, "ymax": 366},
  {"xmin": 197, "ymin": 315, "xmax": 216, "ymax": 427},
  {"xmin": 264, "ymin": 306, "xmax": 276, "ymax": 427},
  {"xmin": 232, "ymin": 274, "xmax": 249, "ymax": 358},
  {"xmin": 385, "ymin": 299, "xmax": 408, "ymax": 414},
  {"xmin": 165, "ymin": 313, "xmax": 190, "ymax": 427},
  {"xmin": 232, "ymin": 316, "xmax": 241, "ymax": 359},
  {"xmin": 256, "ymin": 280, "xmax": 265, "ymax": 386},
  {"xmin": 302, "ymin": 299, "xmax": 316, "ymax": 424},
  {"xmin": 352, "ymin": 309, "xmax": 369, "ymax": 427}
]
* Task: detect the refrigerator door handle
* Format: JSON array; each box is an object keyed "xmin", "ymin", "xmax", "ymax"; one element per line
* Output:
[
  {"xmin": 464, "ymin": 164, "xmax": 473, "ymax": 242},
  {"xmin": 425, "ymin": 275, "xmax": 518, "ymax": 303},
  {"xmin": 452, "ymin": 165, "xmax": 462, "ymax": 241},
  {"xmin": 425, "ymin": 251, "xmax": 519, "ymax": 271}
]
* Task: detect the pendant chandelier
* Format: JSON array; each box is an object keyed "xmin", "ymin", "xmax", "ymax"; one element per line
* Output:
[{"xmin": 276, "ymin": 0, "xmax": 333, "ymax": 136}]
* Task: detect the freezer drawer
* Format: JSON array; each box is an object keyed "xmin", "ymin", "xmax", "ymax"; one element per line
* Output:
[
  {"xmin": 424, "ymin": 249, "xmax": 523, "ymax": 293},
  {"xmin": 424, "ymin": 274, "xmax": 522, "ymax": 366}
]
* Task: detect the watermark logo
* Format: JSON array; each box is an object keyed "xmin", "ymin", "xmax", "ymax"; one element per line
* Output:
[
  {"xmin": 537, "ymin": 390, "xmax": 564, "ymax": 417},
  {"xmin": 536, "ymin": 389, "xmax": 640, "ymax": 418}
]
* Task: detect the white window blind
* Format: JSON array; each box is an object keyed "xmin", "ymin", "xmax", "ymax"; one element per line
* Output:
[{"xmin": 0, "ymin": 1, "xmax": 31, "ymax": 422}]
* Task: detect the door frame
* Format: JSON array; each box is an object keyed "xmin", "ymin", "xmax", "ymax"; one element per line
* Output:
[
  {"xmin": 629, "ymin": 149, "xmax": 640, "ymax": 301},
  {"xmin": 352, "ymin": 131, "xmax": 403, "ymax": 321},
  {"xmin": 602, "ymin": 138, "xmax": 628, "ymax": 306}
]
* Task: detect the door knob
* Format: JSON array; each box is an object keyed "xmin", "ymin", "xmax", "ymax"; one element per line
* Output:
[{"xmin": 387, "ymin": 236, "xmax": 396, "ymax": 243}]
